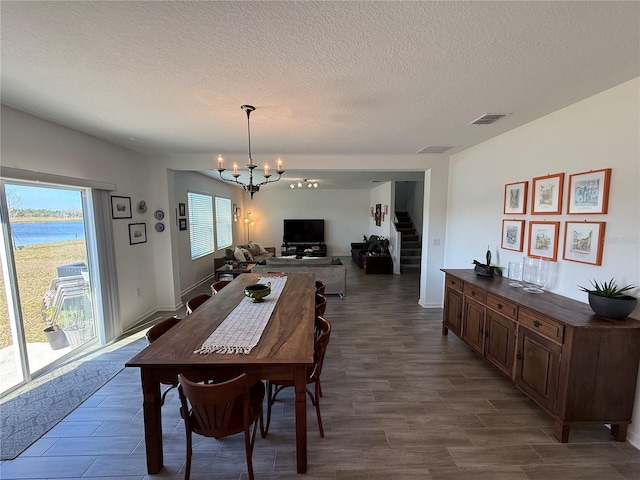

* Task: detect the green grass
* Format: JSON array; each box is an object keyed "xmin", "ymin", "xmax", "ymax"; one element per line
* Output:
[{"xmin": 0, "ymin": 240, "xmax": 87, "ymax": 348}]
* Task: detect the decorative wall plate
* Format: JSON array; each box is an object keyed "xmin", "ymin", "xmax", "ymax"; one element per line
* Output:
[
  {"xmin": 137, "ymin": 200, "xmax": 147, "ymax": 214},
  {"xmin": 154, "ymin": 209, "xmax": 164, "ymax": 220},
  {"xmin": 154, "ymin": 222, "xmax": 165, "ymax": 232}
]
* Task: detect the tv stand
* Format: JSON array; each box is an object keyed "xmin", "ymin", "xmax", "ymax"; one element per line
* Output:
[{"xmin": 281, "ymin": 243, "xmax": 327, "ymax": 257}]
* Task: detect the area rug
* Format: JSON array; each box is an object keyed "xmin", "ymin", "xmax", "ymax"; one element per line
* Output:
[{"xmin": 0, "ymin": 359, "xmax": 123, "ymax": 460}]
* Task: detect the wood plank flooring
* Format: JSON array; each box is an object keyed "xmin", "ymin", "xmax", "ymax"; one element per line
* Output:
[{"xmin": 2, "ymin": 258, "xmax": 639, "ymax": 479}]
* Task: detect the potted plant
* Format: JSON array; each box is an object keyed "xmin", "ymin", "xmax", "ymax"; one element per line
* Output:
[
  {"xmin": 42, "ymin": 306, "xmax": 70, "ymax": 350},
  {"xmin": 57, "ymin": 307, "xmax": 94, "ymax": 348},
  {"xmin": 579, "ymin": 278, "xmax": 638, "ymax": 320}
]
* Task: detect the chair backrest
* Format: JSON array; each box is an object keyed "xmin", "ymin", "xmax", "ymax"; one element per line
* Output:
[
  {"xmin": 178, "ymin": 373, "xmax": 258, "ymax": 438},
  {"xmin": 146, "ymin": 316, "xmax": 181, "ymax": 344},
  {"xmin": 186, "ymin": 293, "xmax": 211, "ymax": 314},
  {"xmin": 315, "ymin": 292, "xmax": 327, "ymax": 318},
  {"xmin": 315, "ymin": 280, "xmax": 326, "ymax": 295},
  {"xmin": 311, "ymin": 316, "xmax": 332, "ymax": 381},
  {"xmin": 211, "ymin": 280, "xmax": 231, "ymax": 294}
]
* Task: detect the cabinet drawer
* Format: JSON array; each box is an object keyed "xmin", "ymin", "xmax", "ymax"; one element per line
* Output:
[
  {"xmin": 519, "ymin": 308, "xmax": 564, "ymax": 344},
  {"xmin": 445, "ymin": 275, "xmax": 463, "ymax": 292},
  {"xmin": 463, "ymin": 283, "xmax": 486, "ymax": 303},
  {"xmin": 487, "ymin": 294, "xmax": 517, "ymax": 320}
]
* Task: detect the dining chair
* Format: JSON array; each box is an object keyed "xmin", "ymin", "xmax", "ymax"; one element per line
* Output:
[
  {"xmin": 178, "ymin": 373, "xmax": 265, "ymax": 480},
  {"xmin": 146, "ymin": 316, "xmax": 181, "ymax": 405},
  {"xmin": 315, "ymin": 280, "xmax": 326, "ymax": 295},
  {"xmin": 315, "ymin": 292, "xmax": 327, "ymax": 318},
  {"xmin": 261, "ymin": 315, "xmax": 332, "ymax": 438},
  {"xmin": 210, "ymin": 280, "xmax": 231, "ymax": 294},
  {"xmin": 186, "ymin": 293, "xmax": 210, "ymax": 314}
]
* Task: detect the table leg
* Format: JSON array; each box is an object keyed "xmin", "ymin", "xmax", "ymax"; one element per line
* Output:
[
  {"xmin": 610, "ymin": 423, "xmax": 628, "ymax": 441},
  {"xmin": 141, "ymin": 369, "xmax": 163, "ymax": 474},
  {"xmin": 294, "ymin": 365, "xmax": 308, "ymax": 473}
]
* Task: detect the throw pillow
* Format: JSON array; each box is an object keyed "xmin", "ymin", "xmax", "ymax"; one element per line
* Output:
[
  {"xmin": 246, "ymin": 244, "xmax": 260, "ymax": 256},
  {"xmin": 233, "ymin": 247, "xmax": 246, "ymax": 262},
  {"xmin": 250, "ymin": 242, "xmax": 269, "ymax": 255},
  {"xmin": 240, "ymin": 247, "xmax": 254, "ymax": 261}
]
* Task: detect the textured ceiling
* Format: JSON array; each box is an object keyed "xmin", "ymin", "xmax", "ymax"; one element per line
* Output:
[{"xmin": 1, "ymin": 1, "xmax": 639, "ymax": 188}]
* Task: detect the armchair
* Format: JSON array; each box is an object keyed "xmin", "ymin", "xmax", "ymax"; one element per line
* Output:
[{"xmin": 350, "ymin": 235, "xmax": 381, "ymax": 268}]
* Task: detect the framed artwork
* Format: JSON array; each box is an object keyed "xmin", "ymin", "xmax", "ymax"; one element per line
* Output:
[
  {"xmin": 503, "ymin": 181, "xmax": 528, "ymax": 214},
  {"xmin": 178, "ymin": 203, "xmax": 186, "ymax": 217},
  {"xmin": 528, "ymin": 221, "xmax": 560, "ymax": 261},
  {"xmin": 563, "ymin": 221, "xmax": 606, "ymax": 266},
  {"xmin": 128, "ymin": 223, "xmax": 147, "ymax": 245},
  {"xmin": 111, "ymin": 195, "xmax": 132, "ymax": 219},
  {"xmin": 567, "ymin": 168, "xmax": 611, "ymax": 214},
  {"xmin": 375, "ymin": 203, "xmax": 382, "ymax": 226},
  {"xmin": 179, "ymin": 218, "xmax": 187, "ymax": 231},
  {"xmin": 501, "ymin": 220, "xmax": 526, "ymax": 252},
  {"xmin": 532, "ymin": 173, "xmax": 564, "ymax": 215}
]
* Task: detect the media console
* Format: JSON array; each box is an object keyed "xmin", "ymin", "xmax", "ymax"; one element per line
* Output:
[
  {"xmin": 441, "ymin": 269, "xmax": 640, "ymax": 443},
  {"xmin": 281, "ymin": 243, "xmax": 327, "ymax": 257}
]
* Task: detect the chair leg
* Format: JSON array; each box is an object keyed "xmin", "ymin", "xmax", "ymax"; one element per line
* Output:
[
  {"xmin": 184, "ymin": 430, "xmax": 192, "ymax": 480},
  {"xmin": 261, "ymin": 381, "xmax": 274, "ymax": 437},
  {"xmin": 311, "ymin": 382, "xmax": 324, "ymax": 438},
  {"xmin": 160, "ymin": 384, "xmax": 177, "ymax": 406},
  {"xmin": 245, "ymin": 417, "xmax": 259, "ymax": 480}
]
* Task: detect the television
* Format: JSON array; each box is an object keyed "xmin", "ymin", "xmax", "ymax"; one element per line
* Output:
[{"xmin": 283, "ymin": 219, "xmax": 325, "ymax": 244}]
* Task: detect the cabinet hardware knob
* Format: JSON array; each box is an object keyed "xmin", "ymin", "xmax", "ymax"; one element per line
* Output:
[
  {"xmin": 516, "ymin": 351, "xmax": 522, "ymax": 360},
  {"xmin": 497, "ymin": 303, "xmax": 503, "ymax": 309},
  {"xmin": 471, "ymin": 291, "xmax": 476, "ymax": 296},
  {"xmin": 533, "ymin": 320, "xmax": 542, "ymax": 328}
]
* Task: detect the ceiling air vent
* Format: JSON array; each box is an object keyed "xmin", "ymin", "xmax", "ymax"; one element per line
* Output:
[
  {"xmin": 416, "ymin": 145, "xmax": 455, "ymax": 154},
  {"xmin": 468, "ymin": 113, "xmax": 510, "ymax": 125}
]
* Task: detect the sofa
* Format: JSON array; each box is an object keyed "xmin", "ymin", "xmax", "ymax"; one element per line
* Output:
[
  {"xmin": 350, "ymin": 235, "xmax": 382, "ymax": 268},
  {"xmin": 251, "ymin": 256, "xmax": 346, "ymax": 296},
  {"xmin": 225, "ymin": 243, "xmax": 276, "ymax": 263}
]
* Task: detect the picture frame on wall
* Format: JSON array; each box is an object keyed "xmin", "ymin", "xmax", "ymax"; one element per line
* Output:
[
  {"xmin": 503, "ymin": 181, "xmax": 528, "ymax": 214},
  {"xmin": 532, "ymin": 173, "xmax": 564, "ymax": 215},
  {"xmin": 567, "ymin": 168, "xmax": 611, "ymax": 214},
  {"xmin": 178, "ymin": 202, "xmax": 186, "ymax": 217},
  {"xmin": 528, "ymin": 221, "xmax": 560, "ymax": 261},
  {"xmin": 563, "ymin": 221, "xmax": 606, "ymax": 266},
  {"xmin": 128, "ymin": 223, "xmax": 147, "ymax": 245},
  {"xmin": 111, "ymin": 195, "xmax": 132, "ymax": 219},
  {"xmin": 179, "ymin": 218, "xmax": 187, "ymax": 231},
  {"xmin": 501, "ymin": 219, "xmax": 526, "ymax": 252}
]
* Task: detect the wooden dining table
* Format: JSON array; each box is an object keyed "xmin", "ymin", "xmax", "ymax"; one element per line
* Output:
[{"xmin": 126, "ymin": 272, "xmax": 316, "ymax": 474}]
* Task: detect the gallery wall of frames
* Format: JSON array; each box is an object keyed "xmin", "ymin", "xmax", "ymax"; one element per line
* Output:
[{"xmin": 501, "ymin": 168, "xmax": 611, "ymax": 266}]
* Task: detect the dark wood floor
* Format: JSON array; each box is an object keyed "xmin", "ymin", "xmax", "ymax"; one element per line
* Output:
[{"xmin": 2, "ymin": 258, "xmax": 639, "ymax": 479}]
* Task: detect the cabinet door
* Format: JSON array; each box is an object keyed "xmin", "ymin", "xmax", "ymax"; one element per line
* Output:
[
  {"xmin": 485, "ymin": 310, "xmax": 517, "ymax": 378},
  {"xmin": 515, "ymin": 326, "xmax": 561, "ymax": 413},
  {"xmin": 443, "ymin": 287, "xmax": 463, "ymax": 336},
  {"xmin": 462, "ymin": 297, "xmax": 485, "ymax": 355}
]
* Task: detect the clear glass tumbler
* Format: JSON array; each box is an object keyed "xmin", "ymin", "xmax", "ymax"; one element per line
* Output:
[
  {"xmin": 507, "ymin": 261, "xmax": 523, "ymax": 287},
  {"xmin": 522, "ymin": 257, "xmax": 549, "ymax": 293}
]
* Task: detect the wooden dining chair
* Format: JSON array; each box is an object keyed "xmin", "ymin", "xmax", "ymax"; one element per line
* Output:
[
  {"xmin": 315, "ymin": 280, "xmax": 326, "ymax": 295},
  {"xmin": 146, "ymin": 316, "xmax": 181, "ymax": 405},
  {"xmin": 178, "ymin": 373, "xmax": 265, "ymax": 480},
  {"xmin": 186, "ymin": 293, "xmax": 210, "ymax": 315},
  {"xmin": 210, "ymin": 280, "xmax": 231, "ymax": 294},
  {"xmin": 315, "ymin": 292, "xmax": 327, "ymax": 318},
  {"xmin": 261, "ymin": 315, "xmax": 332, "ymax": 438}
]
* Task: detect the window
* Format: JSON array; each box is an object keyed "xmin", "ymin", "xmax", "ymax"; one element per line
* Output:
[
  {"xmin": 215, "ymin": 197, "xmax": 232, "ymax": 250},
  {"xmin": 187, "ymin": 192, "xmax": 214, "ymax": 259}
]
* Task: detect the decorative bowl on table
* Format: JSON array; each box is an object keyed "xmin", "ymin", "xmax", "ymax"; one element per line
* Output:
[{"xmin": 244, "ymin": 283, "xmax": 271, "ymax": 303}]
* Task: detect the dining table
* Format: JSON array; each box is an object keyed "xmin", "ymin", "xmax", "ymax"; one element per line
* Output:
[{"xmin": 126, "ymin": 272, "xmax": 316, "ymax": 474}]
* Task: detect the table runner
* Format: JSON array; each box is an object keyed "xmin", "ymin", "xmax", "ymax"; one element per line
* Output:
[{"xmin": 195, "ymin": 276, "xmax": 287, "ymax": 355}]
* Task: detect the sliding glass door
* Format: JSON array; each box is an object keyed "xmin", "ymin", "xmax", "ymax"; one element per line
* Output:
[{"xmin": 0, "ymin": 181, "xmax": 99, "ymax": 395}]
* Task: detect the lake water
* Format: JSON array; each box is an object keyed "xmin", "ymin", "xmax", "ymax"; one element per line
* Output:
[{"xmin": 10, "ymin": 221, "xmax": 85, "ymax": 246}]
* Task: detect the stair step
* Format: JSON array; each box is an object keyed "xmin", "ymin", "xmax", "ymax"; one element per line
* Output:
[
  {"xmin": 401, "ymin": 237, "xmax": 420, "ymax": 244},
  {"xmin": 400, "ymin": 264, "xmax": 421, "ymax": 274},
  {"xmin": 402, "ymin": 248, "xmax": 422, "ymax": 256},
  {"xmin": 400, "ymin": 256, "xmax": 421, "ymax": 265}
]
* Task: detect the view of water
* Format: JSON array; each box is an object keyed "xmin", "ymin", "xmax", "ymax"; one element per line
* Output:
[{"xmin": 10, "ymin": 221, "xmax": 85, "ymax": 247}]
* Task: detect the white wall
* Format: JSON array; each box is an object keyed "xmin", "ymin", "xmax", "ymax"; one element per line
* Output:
[
  {"xmin": 0, "ymin": 106, "xmax": 159, "ymax": 331},
  {"xmin": 444, "ymin": 77, "xmax": 640, "ymax": 447}
]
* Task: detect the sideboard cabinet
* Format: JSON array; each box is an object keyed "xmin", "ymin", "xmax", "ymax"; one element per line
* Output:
[{"xmin": 441, "ymin": 269, "xmax": 640, "ymax": 443}]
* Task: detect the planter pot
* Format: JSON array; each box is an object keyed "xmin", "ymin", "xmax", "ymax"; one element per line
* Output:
[
  {"xmin": 588, "ymin": 293, "xmax": 638, "ymax": 320},
  {"xmin": 63, "ymin": 325, "xmax": 94, "ymax": 349},
  {"xmin": 44, "ymin": 327, "xmax": 69, "ymax": 350}
]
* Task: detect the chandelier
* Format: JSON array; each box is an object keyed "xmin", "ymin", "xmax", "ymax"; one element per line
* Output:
[
  {"xmin": 216, "ymin": 105, "xmax": 285, "ymax": 199},
  {"xmin": 290, "ymin": 179, "xmax": 318, "ymax": 189}
]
